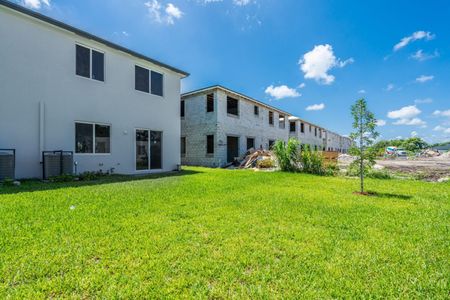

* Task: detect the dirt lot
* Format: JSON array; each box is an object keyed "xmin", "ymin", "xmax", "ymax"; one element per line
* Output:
[
  {"xmin": 376, "ymin": 157, "xmax": 450, "ymax": 181},
  {"xmin": 339, "ymin": 154, "xmax": 450, "ymax": 181}
]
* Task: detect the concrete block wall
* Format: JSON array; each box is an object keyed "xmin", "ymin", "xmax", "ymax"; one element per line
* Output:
[{"xmin": 181, "ymin": 92, "xmax": 221, "ymax": 167}]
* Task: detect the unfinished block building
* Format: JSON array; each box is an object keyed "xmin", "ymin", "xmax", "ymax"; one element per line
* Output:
[{"xmin": 181, "ymin": 86, "xmax": 351, "ymax": 167}]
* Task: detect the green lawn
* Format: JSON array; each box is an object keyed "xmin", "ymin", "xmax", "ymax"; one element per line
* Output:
[{"xmin": 0, "ymin": 167, "xmax": 449, "ymax": 298}]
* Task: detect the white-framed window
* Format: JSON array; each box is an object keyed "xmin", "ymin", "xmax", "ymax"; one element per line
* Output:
[
  {"xmin": 75, "ymin": 122, "xmax": 111, "ymax": 154},
  {"xmin": 75, "ymin": 44, "xmax": 105, "ymax": 82},
  {"xmin": 135, "ymin": 65, "xmax": 164, "ymax": 97}
]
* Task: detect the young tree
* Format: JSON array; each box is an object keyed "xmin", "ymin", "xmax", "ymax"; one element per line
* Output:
[{"xmin": 349, "ymin": 98, "xmax": 379, "ymax": 194}]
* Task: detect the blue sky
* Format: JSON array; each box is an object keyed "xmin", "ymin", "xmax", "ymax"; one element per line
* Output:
[{"xmin": 16, "ymin": 0, "xmax": 450, "ymax": 143}]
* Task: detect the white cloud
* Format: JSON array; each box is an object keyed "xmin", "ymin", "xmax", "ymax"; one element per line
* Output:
[
  {"xmin": 434, "ymin": 125, "xmax": 446, "ymax": 131},
  {"xmin": 414, "ymin": 98, "xmax": 433, "ymax": 104},
  {"xmin": 265, "ymin": 85, "xmax": 300, "ymax": 100},
  {"xmin": 388, "ymin": 105, "xmax": 426, "ymax": 127},
  {"xmin": 306, "ymin": 103, "xmax": 325, "ymax": 111},
  {"xmin": 165, "ymin": 3, "xmax": 183, "ymax": 24},
  {"xmin": 299, "ymin": 44, "xmax": 353, "ymax": 85},
  {"xmin": 433, "ymin": 109, "xmax": 450, "ymax": 117},
  {"xmin": 145, "ymin": 1, "xmax": 183, "ymax": 25},
  {"xmin": 411, "ymin": 131, "xmax": 418, "ymax": 137},
  {"xmin": 298, "ymin": 83, "xmax": 306, "ymax": 89},
  {"xmin": 416, "ymin": 75, "xmax": 434, "ymax": 83},
  {"xmin": 23, "ymin": 0, "xmax": 50, "ymax": 9},
  {"xmin": 393, "ymin": 31, "xmax": 435, "ymax": 51},
  {"xmin": 410, "ymin": 49, "xmax": 439, "ymax": 61},
  {"xmin": 393, "ymin": 118, "xmax": 426, "ymax": 126},
  {"xmin": 388, "ymin": 105, "xmax": 421, "ymax": 119},
  {"xmin": 385, "ymin": 83, "xmax": 395, "ymax": 91},
  {"xmin": 233, "ymin": 0, "xmax": 252, "ymax": 5},
  {"xmin": 358, "ymin": 89, "xmax": 366, "ymax": 94},
  {"xmin": 376, "ymin": 119, "xmax": 386, "ymax": 126}
]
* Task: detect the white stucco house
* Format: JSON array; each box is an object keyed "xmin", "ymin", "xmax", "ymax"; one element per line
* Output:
[
  {"xmin": 0, "ymin": 1, "xmax": 189, "ymax": 179},
  {"xmin": 180, "ymin": 85, "xmax": 351, "ymax": 167}
]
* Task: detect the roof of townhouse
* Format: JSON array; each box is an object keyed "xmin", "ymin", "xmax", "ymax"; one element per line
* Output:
[
  {"xmin": 182, "ymin": 85, "xmax": 292, "ymax": 116},
  {"xmin": 0, "ymin": 0, "xmax": 189, "ymax": 77}
]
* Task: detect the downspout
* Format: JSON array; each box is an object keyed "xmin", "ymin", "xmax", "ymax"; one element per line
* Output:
[{"xmin": 39, "ymin": 101, "xmax": 45, "ymax": 160}]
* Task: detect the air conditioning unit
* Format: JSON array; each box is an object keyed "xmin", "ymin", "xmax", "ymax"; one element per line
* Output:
[
  {"xmin": 42, "ymin": 151, "xmax": 73, "ymax": 179},
  {"xmin": 0, "ymin": 149, "xmax": 15, "ymax": 180}
]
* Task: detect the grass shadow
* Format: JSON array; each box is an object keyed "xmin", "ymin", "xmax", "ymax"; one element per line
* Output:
[
  {"xmin": 0, "ymin": 169, "xmax": 202, "ymax": 195},
  {"xmin": 366, "ymin": 191, "xmax": 413, "ymax": 200}
]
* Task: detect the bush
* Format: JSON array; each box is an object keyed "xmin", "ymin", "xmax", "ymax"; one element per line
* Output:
[
  {"xmin": 1, "ymin": 178, "xmax": 15, "ymax": 186},
  {"xmin": 300, "ymin": 145, "xmax": 326, "ymax": 175},
  {"xmin": 48, "ymin": 174, "xmax": 77, "ymax": 182},
  {"xmin": 78, "ymin": 170, "xmax": 107, "ymax": 181},
  {"xmin": 367, "ymin": 170, "xmax": 392, "ymax": 179},
  {"xmin": 272, "ymin": 138, "xmax": 300, "ymax": 172}
]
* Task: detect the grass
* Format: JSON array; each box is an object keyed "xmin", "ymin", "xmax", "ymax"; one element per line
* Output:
[{"xmin": 0, "ymin": 167, "xmax": 449, "ymax": 298}]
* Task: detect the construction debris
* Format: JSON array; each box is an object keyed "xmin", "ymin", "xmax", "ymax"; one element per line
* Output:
[
  {"xmin": 418, "ymin": 149, "xmax": 440, "ymax": 158},
  {"xmin": 239, "ymin": 149, "xmax": 275, "ymax": 169}
]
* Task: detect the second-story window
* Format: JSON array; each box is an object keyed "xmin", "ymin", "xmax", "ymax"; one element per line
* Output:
[
  {"xmin": 227, "ymin": 96, "xmax": 239, "ymax": 116},
  {"xmin": 279, "ymin": 114, "xmax": 285, "ymax": 129},
  {"xmin": 254, "ymin": 106, "xmax": 259, "ymax": 116},
  {"xmin": 206, "ymin": 93, "xmax": 214, "ymax": 112},
  {"xmin": 315, "ymin": 127, "xmax": 317, "ymax": 137},
  {"xmin": 135, "ymin": 65, "xmax": 163, "ymax": 96},
  {"xmin": 180, "ymin": 100, "xmax": 185, "ymax": 117},
  {"xmin": 290, "ymin": 122, "xmax": 296, "ymax": 132},
  {"xmin": 300, "ymin": 122, "xmax": 305, "ymax": 133},
  {"xmin": 76, "ymin": 44, "xmax": 104, "ymax": 82},
  {"xmin": 269, "ymin": 111, "xmax": 274, "ymax": 125}
]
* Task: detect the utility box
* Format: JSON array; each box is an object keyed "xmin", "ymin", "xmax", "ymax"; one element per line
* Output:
[
  {"xmin": 42, "ymin": 151, "xmax": 73, "ymax": 179},
  {"xmin": 0, "ymin": 149, "xmax": 15, "ymax": 180}
]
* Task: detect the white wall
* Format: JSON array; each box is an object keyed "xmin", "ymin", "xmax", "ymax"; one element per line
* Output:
[{"xmin": 0, "ymin": 7, "xmax": 182, "ymax": 178}]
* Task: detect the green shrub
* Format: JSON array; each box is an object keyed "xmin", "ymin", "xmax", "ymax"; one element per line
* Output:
[
  {"xmin": 48, "ymin": 174, "xmax": 76, "ymax": 182},
  {"xmin": 367, "ymin": 170, "xmax": 392, "ymax": 179},
  {"xmin": 300, "ymin": 145, "xmax": 326, "ymax": 175},
  {"xmin": 272, "ymin": 138, "xmax": 300, "ymax": 172},
  {"xmin": 2, "ymin": 178, "xmax": 15, "ymax": 186},
  {"xmin": 78, "ymin": 170, "xmax": 108, "ymax": 181}
]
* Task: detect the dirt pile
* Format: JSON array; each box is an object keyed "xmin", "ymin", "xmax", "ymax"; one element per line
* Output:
[{"xmin": 419, "ymin": 149, "xmax": 440, "ymax": 158}]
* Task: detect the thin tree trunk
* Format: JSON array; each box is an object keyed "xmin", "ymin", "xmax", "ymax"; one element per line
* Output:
[{"xmin": 360, "ymin": 105, "xmax": 364, "ymax": 193}]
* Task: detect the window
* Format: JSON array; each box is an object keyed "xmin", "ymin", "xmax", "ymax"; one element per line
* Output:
[
  {"xmin": 181, "ymin": 100, "xmax": 185, "ymax": 117},
  {"xmin": 319, "ymin": 129, "xmax": 322, "ymax": 138},
  {"xmin": 227, "ymin": 96, "xmax": 239, "ymax": 116},
  {"xmin": 247, "ymin": 137, "xmax": 255, "ymax": 150},
  {"xmin": 290, "ymin": 122, "xmax": 296, "ymax": 132},
  {"xmin": 75, "ymin": 122, "xmax": 110, "ymax": 154},
  {"xmin": 207, "ymin": 135, "xmax": 214, "ymax": 154},
  {"xmin": 269, "ymin": 140, "xmax": 275, "ymax": 149},
  {"xmin": 314, "ymin": 145, "xmax": 318, "ymax": 151},
  {"xmin": 76, "ymin": 45, "xmax": 104, "ymax": 81},
  {"xmin": 269, "ymin": 111, "xmax": 274, "ymax": 125},
  {"xmin": 279, "ymin": 114, "xmax": 285, "ymax": 129},
  {"xmin": 309, "ymin": 124, "xmax": 312, "ymax": 132},
  {"xmin": 95, "ymin": 124, "xmax": 110, "ymax": 153},
  {"xmin": 151, "ymin": 71, "xmax": 163, "ymax": 96},
  {"xmin": 181, "ymin": 137, "xmax": 186, "ymax": 156},
  {"xmin": 92, "ymin": 50, "xmax": 104, "ymax": 81},
  {"xmin": 254, "ymin": 106, "xmax": 259, "ymax": 116},
  {"xmin": 300, "ymin": 123, "xmax": 305, "ymax": 133},
  {"xmin": 315, "ymin": 127, "xmax": 317, "ymax": 137},
  {"xmin": 206, "ymin": 93, "xmax": 214, "ymax": 112},
  {"xmin": 135, "ymin": 66, "xmax": 149, "ymax": 93},
  {"xmin": 135, "ymin": 66, "xmax": 163, "ymax": 96}
]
